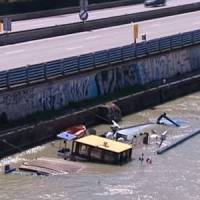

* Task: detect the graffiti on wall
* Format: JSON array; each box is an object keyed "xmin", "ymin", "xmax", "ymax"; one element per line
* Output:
[
  {"xmin": 0, "ymin": 76, "xmax": 97, "ymax": 119},
  {"xmin": 95, "ymin": 65, "xmax": 136, "ymax": 95},
  {"xmin": 0, "ymin": 89, "xmax": 34, "ymax": 107},
  {"xmin": 189, "ymin": 46, "xmax": 200, "ymax": 70},
  {"xmin": 34, "ymin": 76, "xmax": 97, "ymax": 111},
  {"xmin": 1, "ymin": 45, "xmax": 200, "ymax": 120},
  {"xmin": 135, "ymin": 49, "xmax": 191, "ymax": 84},
  {"xmin": 0, "ymin": 88, "xmax": 36, "ymax": 118}
]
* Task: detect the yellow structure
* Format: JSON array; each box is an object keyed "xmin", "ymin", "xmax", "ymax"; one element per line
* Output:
[
  {"xmin": 76, "ymin": 135, "xmax": 132, "ymax": 153},
  {"xmin": 72, "ymin": 135, "xmax": 132, "ymax": 164},
  {"xmin": 133, "ymin": 24, "xmax": 139, "ymax": 43},
  {"xmin": 0, "ymin": 21, "xmax": 3, "ymax": 32}
]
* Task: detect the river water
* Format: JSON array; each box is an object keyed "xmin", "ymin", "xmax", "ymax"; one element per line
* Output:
[{"xmin": 1, "ymin": 91, "xmax": 200, "ymax": 200}]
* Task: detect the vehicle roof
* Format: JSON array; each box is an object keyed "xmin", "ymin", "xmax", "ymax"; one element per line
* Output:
[
  {"xmin": 57, "ymin": 131, "xmax": 77, "ymax": 141},
  {"xmin": 75, "ymin": 135, "xmax": 132, "ymax": 153}
]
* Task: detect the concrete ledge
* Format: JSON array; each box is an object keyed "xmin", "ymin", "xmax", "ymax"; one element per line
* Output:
[{"xmin": 0, "ymin": 2, "xmax": 200, "ymax": 46}]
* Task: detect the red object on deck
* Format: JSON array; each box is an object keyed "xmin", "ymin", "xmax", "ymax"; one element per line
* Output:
[{"xmin": 66, "ymin": 124, "xmax": 86, "ymax": 138}]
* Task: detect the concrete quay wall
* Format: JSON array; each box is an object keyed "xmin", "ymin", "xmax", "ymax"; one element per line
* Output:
[{"xmin": 1, "ymin": 44, "xmax": 200, "ymax": 121}]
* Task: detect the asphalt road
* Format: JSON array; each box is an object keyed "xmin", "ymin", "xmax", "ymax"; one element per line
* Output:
[
  {"xmin": 0, "ymin": 11, "xmax": 199, "ymax": 71},
  {"xmin": 6, "ymin": 0, "xmax": 200, "ymax": 33}
]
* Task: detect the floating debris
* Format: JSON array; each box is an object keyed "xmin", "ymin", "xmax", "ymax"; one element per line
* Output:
[
  {"xmin": 19, "ymin": 157, "xmax": 86, "ymax": 176},
  {"xmin": 157, "ymin": 130, "xmax": 200, "ymax": 154}
]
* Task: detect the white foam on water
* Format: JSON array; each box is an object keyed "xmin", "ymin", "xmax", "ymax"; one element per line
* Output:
[
  {"xmin": 0, "ymin": 145, "xmax": 45, "ymax": 166},
  {"xmin": 95, "ymin": 184, "xmax": 136, "ymax": 196},
  {"xmin": 38, "ymin": 191, "xmax": 70, "ymax": 200}
]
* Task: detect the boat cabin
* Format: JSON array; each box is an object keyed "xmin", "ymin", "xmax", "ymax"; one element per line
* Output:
[
  {"xmin": 57, "ymin": 131, "xmax": 77, "ymax": 159},
  {"xmin": 71, "ymin": 135, "xmax": 132, "ymax": 165},
  {"xmin": 57, "ymin": 124, "xmax": 86, "ymax": 159}
]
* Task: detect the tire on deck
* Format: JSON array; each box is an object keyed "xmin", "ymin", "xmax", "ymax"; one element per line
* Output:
[{"xmin": 96, "ymin": 103, "xmax": 122, "ymax": 123}]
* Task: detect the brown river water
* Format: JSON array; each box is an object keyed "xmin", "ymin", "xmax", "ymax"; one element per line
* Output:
[{"xmin": 1, "ymin": 91, "xmax": 200, "ymax": 200}]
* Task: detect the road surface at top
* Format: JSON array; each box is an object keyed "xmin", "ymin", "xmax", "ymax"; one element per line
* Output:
[
  {"xmin": 7, "ymin": 0, "xmax": 200, "ymax": 33},
  {"xmin": 0, "ymin": 11, "xmax": 199, "ymax": 71}
]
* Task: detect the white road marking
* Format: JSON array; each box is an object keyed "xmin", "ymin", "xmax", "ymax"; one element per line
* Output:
[
  {"xmin": 5, "ymin": 49, "xmax": 24, "ymax": 55},
  {"xmin": 85, "ymin": 35, "xmax": 102, "ymax": 40},
  {"xmin": 150, "ymin": 23, "xmax": 161, "ymax": 27},
  {"xmin": 66, "ymin": 46, "xmax": 83, "ymax": 50},
  {"xmin": 107, "ymin": 24, "xmax": 130, "ymax": 30}
]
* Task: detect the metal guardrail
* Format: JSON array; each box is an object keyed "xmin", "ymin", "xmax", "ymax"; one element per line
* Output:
[
  {"xmin": 0, "ymin": 29, "xmax": 200, "ymax": 90},
  {"xmin": 7, "ymin": 0, "xmax": 139, "ymax": 21}
]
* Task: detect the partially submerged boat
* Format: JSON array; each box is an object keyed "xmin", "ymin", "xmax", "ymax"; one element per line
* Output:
[
  {"xmin": 114, "ymin": 124, "xmax": 150, "ymax": 145},
  {"xmin": 19, "ymin": 157, "xmax": 86, "ymax": 176},
  {"xmin": 57, "ymin": 131, "xmax": 77, "ymax": 159},
  {"xmin": 71, "ymin": 135, "xmax": 132, "ymax": 165},
  {"xmin": 65, "ymin": 124, "xmax": 87, "ymax": 138},
  {"xmin": 4, "ymin": 164, "xmax": 16, "ymax": 174},
  {"xmin": 57, "ymin": 124, "xmax": 87, "ymax": 159},
  {"xmin": 103, "ymin": 121, "xmax": 153, "ymax": 146},
  {"xmin": 103, "ymin": 113, "xmax": 183, "ymax": 146}
]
